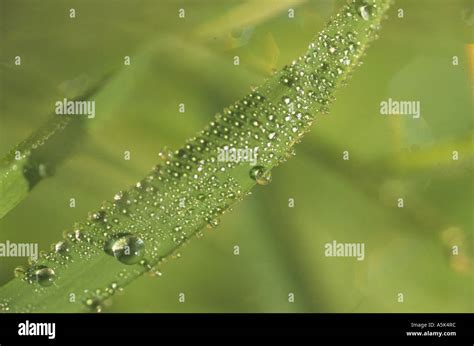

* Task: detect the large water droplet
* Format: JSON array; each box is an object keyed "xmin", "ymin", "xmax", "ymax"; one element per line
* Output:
[
  {"xmin": 105, "ymin": 235, "xmax": 145, "ymax": 265},
  {"xmin": 249, "ymin": 166, "xmax": 272, "ymax": 185},
  {"xmin": 35, "ymin": 266, "xmax": 56, "ymax": 287},
  {"xmin": 357, "ymin": 2, "xmax": 372, "ymax": 21}
]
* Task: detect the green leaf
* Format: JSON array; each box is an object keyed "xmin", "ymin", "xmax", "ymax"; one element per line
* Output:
[
  {"xmin": 0, "ymin": 0, "xmax": 392, "ymax": 313},
  {"xmin": 0, "ymin": 76, "xmax": 111, "ymax": 220}
]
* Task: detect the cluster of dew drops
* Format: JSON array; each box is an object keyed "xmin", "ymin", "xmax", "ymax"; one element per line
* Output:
[{"xmin": 8, "ymin": 0, "xmax": 383, "ymax": 312}]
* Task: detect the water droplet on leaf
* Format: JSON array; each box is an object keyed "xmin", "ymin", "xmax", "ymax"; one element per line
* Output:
[
  {"xmin": 35, "ymin": 266, "xmax": 56, "ymax": 287},
  {"xmin": 356, "ymin": 1, "xmax": 372, "ymax": 21},
  {"xmin": 206, "ymin": 218, "xmax": 220, "ymax": 229},
  {"xmin": 14, "ymin": 266, "xmax": 26, "ymax": 278},
  {"xmin": 249, "ymin": 166, "xmax": 272, "ymax": 185},
  {"xmin": 105, "ymin": 235, "xmax": 145, "ymax": 265}
]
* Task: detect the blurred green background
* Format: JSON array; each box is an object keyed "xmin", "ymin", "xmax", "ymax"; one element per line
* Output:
[{"xmin": 0, "ymin": 0, "xmax": 472, "ymax": 312}]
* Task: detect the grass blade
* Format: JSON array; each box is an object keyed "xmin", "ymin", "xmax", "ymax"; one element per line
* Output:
[{"xmin": 0, "ymin": 76, "xmax": 112, "ymax": 219}]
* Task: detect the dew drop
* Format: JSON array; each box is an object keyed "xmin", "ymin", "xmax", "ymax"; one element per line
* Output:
[
  {"xmin": 280, "ymin": 76, "xmax": 293, "ymax": 86},
  {"xmin": 85, "ymin": 297, "xmax": 102, "ymax": 313},
  {"xmin": 0, "ymin": 300, "xmax": 10, "ymax": 312},
  {"xmin": 341, "ymin": 56, "xmax": 351, "ymax": 66},
  {"xmin": 105, "ymin": 235, "xmax": 145, "ymax": 265},
  {"xmin": 35, "ymin": 266, "xmax": 56, "ymax": 287},
  {"xmin": 114, "ymin": 191, "xmax": 124, "ymax": 201},
  {"xmin": 89, "ymin": 210, "xmax": 105, "ymax": 222},
  {"xmin": 54, "ymin": 241, "xmax": 69, "ymax": 255},
  {"xmin": 249, "ymin": 166, "xmax": 272, "ymax": 185},
  {"xmin": 14, "ymin": 266, "xmax": 26, "ymax": 279},
  {"xmin": 206, "ymin": 218, "xmax": 220, "ymax": 229},
  {"xmin": 357, "ymin": 3, "xmax": 372, "ymax": 21}
]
